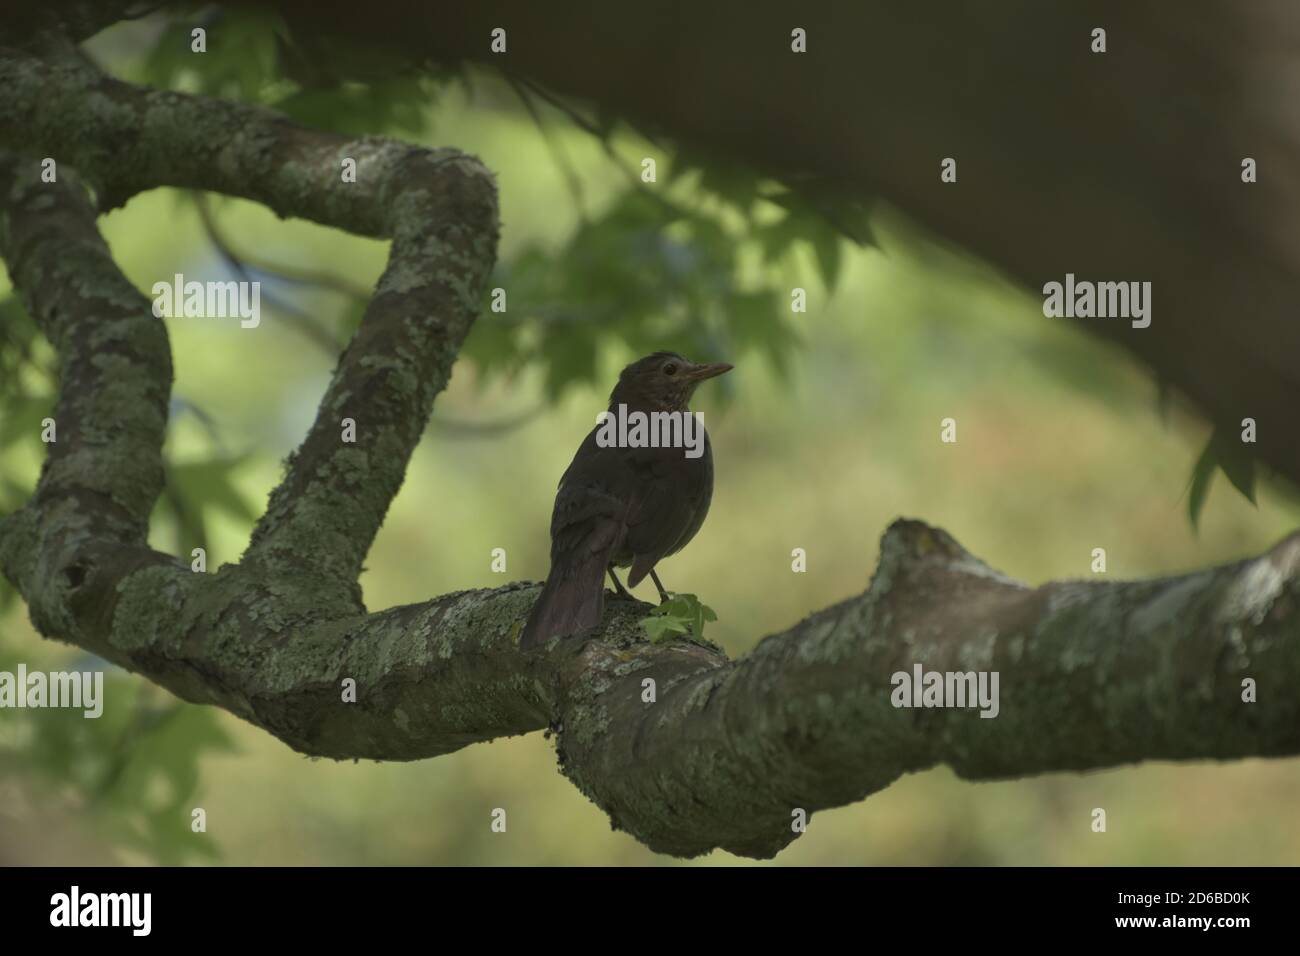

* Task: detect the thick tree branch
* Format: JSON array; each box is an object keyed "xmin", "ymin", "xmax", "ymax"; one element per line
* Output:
[
  {"xmin": 2, "ymin": 41, "xmax": 1299, "ymax": 862},
  {"xmin": 0, "ymin": 152, "xmax": 172, "ymax": 636},
  {"xmin": 0, "ymin": 43, "xmax": 498, "ymax": 592},
  {"xmin": 555, "ymin": 523, "xmax": 1300, "ymax": 856}
]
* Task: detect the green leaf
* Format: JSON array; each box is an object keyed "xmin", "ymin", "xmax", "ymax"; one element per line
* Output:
[
  {"xmin": 1187, "ymin": 426, "xmax": 1258, "ymax": 529},
  {"xmin": 1187, "ymin": 438, "xmax": 1216, "ymax": 530},
  {"xmin": 698, "ymin": 163, "xmax": 763, "ymax": 219},
  {"xmin": 767, "ymin": 185, "xmax": 878, "ymax": 249},
  {"xmin": 757, "ymin": 215, "xmax": 804, "ymax": 264},
  {"xmin": 1217, "ymin": 436, "xmax": 1257, "ymax": 505},
  {"xmin": 642, "ymin": 615, "xmax": 690, "ymax": 643},
  {"xmin": 810, "ymin": 231, "xmax": 842, "ymax": 291},
  {"xmin": 640, "ymin": 592, "xmax": 718, "ymax": 642}
]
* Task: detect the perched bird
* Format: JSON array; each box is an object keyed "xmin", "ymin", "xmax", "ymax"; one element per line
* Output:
[{"xmin": 520, "ymin": 352, "xmax": 732, "ymax": 648}]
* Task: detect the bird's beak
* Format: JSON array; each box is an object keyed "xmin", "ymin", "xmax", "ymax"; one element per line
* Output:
[{"xmin": 686, "ymin": 362, "xmax": 733, "ymax": 382}]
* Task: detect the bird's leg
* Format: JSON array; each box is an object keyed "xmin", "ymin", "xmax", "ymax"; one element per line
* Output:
[
  {"xmin": 606, "ymin": 566, "xmax": 634, "ymax": 601},
  {"xmin": 649, "ymin": 569, "xmax": 671, "ymax": 604}
]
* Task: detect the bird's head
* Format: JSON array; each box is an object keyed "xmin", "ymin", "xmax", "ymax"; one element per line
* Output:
[{"xmin": 609, "ymin": 352, "xmax": 733, "ymax": 411}]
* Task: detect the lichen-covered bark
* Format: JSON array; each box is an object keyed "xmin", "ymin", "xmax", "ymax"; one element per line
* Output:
[
  {"xmin": 0, "ymin": 44, "xmax": 500, "ymax": 594},
  {"xmin": 553, "ymin": 523, "xmax": 1300, "ymax": 856},
  {"xmin": 0, "ymin": 152, "xmax": 173, "ymax": 639},
  {"xmin": 1, "ymin": 40, "xmax": 1299, "ymax": 861}
]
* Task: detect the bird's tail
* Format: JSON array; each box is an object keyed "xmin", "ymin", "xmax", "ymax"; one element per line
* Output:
[{"xmin": 520, "ymin": 547, "xmax": 610, "ymax": 649}]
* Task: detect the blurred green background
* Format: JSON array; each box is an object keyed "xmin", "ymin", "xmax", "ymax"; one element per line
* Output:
[{"xmin": 1, "ymin": 13, "xmax": 1298, "ymax": 865}]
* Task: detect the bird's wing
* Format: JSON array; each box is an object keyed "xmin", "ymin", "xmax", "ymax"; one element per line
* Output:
[
  {"xmin": 549, "ymin": 427, "xmax": 711, "ymax": 586},
  {"xmin": 621, "ymin": 443, "xmax": 710, "ymax": 586},
  {"xmin": 549, "ymin": 429, "xmax": 632, "ymax": 561}
]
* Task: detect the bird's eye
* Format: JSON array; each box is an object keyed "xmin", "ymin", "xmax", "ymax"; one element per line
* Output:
[{"xmin": 663, "ymin": 363, "xmax": 678, "ymax": 376}]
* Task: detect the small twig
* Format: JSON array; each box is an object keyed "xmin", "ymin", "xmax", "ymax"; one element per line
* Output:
[
  {"xmin": 511, "ymin": 74, "xmax": 605, "ymax": 138},
  {"xmin": 505, "ymin": 72, "xmax": 588, "ymax": 221},
  {"xmin": 193, "ymin": 191, "xmax": 372, "ymax": 301},
  {"xmin": 427, "ymin": 403, "xmax": 546, "ymax": 438},
  {"xmin": 193, "ymin": 193, "xmax": 343, "ymax": 355}
]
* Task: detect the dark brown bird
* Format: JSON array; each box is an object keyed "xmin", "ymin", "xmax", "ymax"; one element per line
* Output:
[{"xmin": 520, "ymin": 352, "xmax": 732, "ymax": 648}]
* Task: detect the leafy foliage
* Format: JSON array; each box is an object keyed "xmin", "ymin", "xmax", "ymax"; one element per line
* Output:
[
  {"xmin": 640, "ymin": 593, "xmax": 719, "ymax": 643},
  {"xmin": 463, "ymin": 186, "xmax": 806, "ymax": 400},
  {"xmin": 456, "ymin": 123, "xmax": 880, "ymax": 397},
  {"xmin": 122, "ymin": 6, "xmax": 868, "ymax": 404},
  {"xmin": 140, "ymin": 5, "xmax": 285, "ymax": 103},
  {"xmin": 0, "ymin": 287, "xmax": 250, "ymax": 861},
  {"xmin": 136, "ymin": 4, "xmax": 455, "ymax": 139},
  {"xmin": 0, "ymin": 643, "xmax": 237, "ymax": 863}
]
